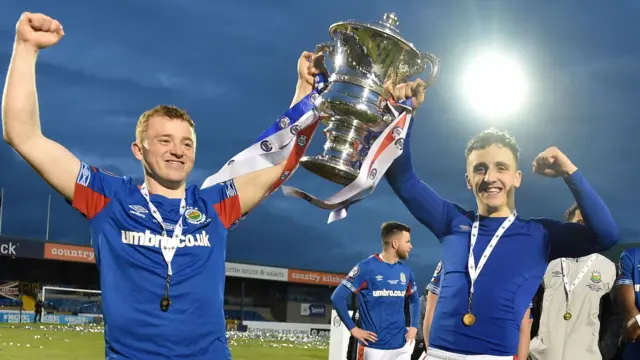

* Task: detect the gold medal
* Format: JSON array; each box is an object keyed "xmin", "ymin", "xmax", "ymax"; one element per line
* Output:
[
  {"xmin": 563, "ymin": 311, "xmax": 571, "ymax": 321},
  {"xmin": 462, "ymin": 313, "xmax": 476, "ymax": 326}
]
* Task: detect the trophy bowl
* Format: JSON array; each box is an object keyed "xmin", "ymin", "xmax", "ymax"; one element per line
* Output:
[{"xmin": 299, "ymin": 12, "xmax": 440, "ymax": 186}]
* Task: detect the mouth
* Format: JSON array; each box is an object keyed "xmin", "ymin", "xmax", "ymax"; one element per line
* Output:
[
  {"xmin": 480, "ymin": 186, "xmax": 504, "ymax": 196},
  {"xmin": 165, "ymin": 159, "xmax": 185, "ymax": 167}
]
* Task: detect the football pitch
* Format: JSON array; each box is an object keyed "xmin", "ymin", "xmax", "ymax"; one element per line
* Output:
[{"xmin": 0, "ymin": 324, "xmax": 329, "ymax": 359}]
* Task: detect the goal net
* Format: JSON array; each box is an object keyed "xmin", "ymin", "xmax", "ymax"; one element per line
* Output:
[{"xmin": 41, "ymin": 286, "xmax": 103, "ymax": 325}]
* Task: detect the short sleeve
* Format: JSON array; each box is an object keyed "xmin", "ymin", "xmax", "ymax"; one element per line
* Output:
[
  {"xmin": 200, "ymin": 179, "xmax": 242, "ymax": 229},
  {"xmin": 426, "ymin": 261, "xmax": 442, "ymax": 295},
  {"xmin": 71, "ymin": 163, "xmax": 127, "ymax": 220},
  {"xmin": 615, "ymin": 250, "xmax": 634, "ymax": 287},
  {"xmin": 341, "ymin": 262, "xmax": 369, "ymax": 293},
  {"xmin": 406, "ymin": 271, "xmax": 418, "ymax": 296}
]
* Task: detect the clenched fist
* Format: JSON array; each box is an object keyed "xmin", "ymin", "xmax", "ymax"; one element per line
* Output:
[
  {"xmin": 15, "ymin": 12, "xmax": 64, "ymax": 50},
  {"xmin": 297, "ymin": 51, "xmax": 328, "ymax": 88},
  {"xmin": 532, "ymin": 146, "xmax": 578, "ymax": 178}
]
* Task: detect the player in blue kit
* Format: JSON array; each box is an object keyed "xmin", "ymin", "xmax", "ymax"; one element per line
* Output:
[
  {"xmin": 615, "ymin": 247, "xmax": 640, "ymax": 359},
  {"xmin": 423, "ymin": 262, "xmax": 533, "ymax": 360},
  {"xmin": 332, "ymin": 221, "xmax": 420, "ymax": 360},
  {"xmin": 382, "ymin": 80, "xmax": 620, "ymax": 359},
  {"xmin": 2, "ymin": 12, "xmax": 327, "ymax": 360}
]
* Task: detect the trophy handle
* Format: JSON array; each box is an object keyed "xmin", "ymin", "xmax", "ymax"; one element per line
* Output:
[
  {"xmin": 419, "ymin": 52, "xmax": 441, "ymax": 89},
  {"xmin": 315, "ymin": 42, "xmax": 335, "ymax": 56}
]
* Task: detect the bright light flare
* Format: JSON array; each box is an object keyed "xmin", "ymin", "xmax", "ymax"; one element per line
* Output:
[{"xmin": 460, "ymin": 51, "xmax": 529, "ymax": 119}]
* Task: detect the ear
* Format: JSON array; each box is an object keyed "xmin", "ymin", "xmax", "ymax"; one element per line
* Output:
[
  {"xmin": 132, "ymin": 142, "xmax": 144, "ymax": 161},
  {"xmin": 465, "ymin": 173, "xmax": 473, "ymax": 190},
  {"xmin": 514, "ymin": 169, "xmax": 522, "ymax": 188}
]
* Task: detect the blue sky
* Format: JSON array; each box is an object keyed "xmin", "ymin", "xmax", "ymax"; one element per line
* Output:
[{"xmin": 1, "ymin": 1, "xmax": 639, "ymax": 291}]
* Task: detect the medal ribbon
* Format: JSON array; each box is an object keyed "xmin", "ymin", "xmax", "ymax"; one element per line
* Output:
[
  {"xmin": 139, "ymin": 184, "xmax": 186, "ymax": 278},
  {"xmin": 467, "ymin": 211, "xmax": 518, "ymax": 313},
  {"xmin": 561, "ymin": 254, "xmax": 597, "ymax": 312}
]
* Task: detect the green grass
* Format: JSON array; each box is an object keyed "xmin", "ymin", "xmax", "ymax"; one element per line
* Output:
[{"xmin": 0, "ymin": 324, "xmax": 329, "ymax": 359}]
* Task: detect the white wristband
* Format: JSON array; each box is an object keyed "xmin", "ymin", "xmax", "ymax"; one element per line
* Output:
[
  {"xmin": 636, "ymin": 314, "xmax": 640, "ymax": 327},
  {"xmin": 627, "ymin": 315, "xmax": 640, "ymax": 328}
]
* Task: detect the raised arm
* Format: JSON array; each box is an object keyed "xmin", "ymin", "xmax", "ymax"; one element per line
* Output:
[
  {"xmin": 222, "ymin": 52, "xmax": 324, "ymax": 215},
  {"xmin": 531, "ymin": 147, "xmax": 619, "ymax": 260},
  {"xmin": 384, "ymin": 82, "xmax": 461, "ymax": 239},
  {"xmin": 3, "ymin": 13, "xmax": 80, "ymax": 201}
]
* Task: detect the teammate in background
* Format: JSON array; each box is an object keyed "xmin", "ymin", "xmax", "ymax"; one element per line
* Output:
[
  {"xmin": 529, "ymin": 203, "xmax": 619, "ymax": 360},
  {"xmin": 332, "ymin": 222, "xmax": 420, "ymax": 360},
  {"xmin": 422, "ymin": 261, "xmax": 533, "ymax": 360},
  {"xmin": 615, "ymin": 246, "xmax": 640, "ymax": 359},
  {"xmin": 410, "ymin": 288, "xmax": 429, "ymax": 360},
  {"xmin": 383, "ymin": 81, "xmax": 619, "ymax": 358},
  {"xmin": 2, "ymin": 12, "xmax": 325, "ymax": 360}
]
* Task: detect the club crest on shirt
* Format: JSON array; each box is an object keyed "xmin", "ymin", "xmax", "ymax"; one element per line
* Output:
[
  {"xmin": 400, "ymin": 272, "xmax": 406, "ymax": 284},
  {"xmin": 590, "ymin": 271, "xmax": 602, "ymax": 284},
  {"xmin": 347, "ymin": 265, "xmax": 359, "ymax": 278},
  {"xmin": 185, "ymin": 208, "xmax": 206, "ymax": 225}
]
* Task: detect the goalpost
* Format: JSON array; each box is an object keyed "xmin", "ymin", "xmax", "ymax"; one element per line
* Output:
[{"xmin": 41, "ymin": 286, "xmax": 104, "ymax": 325}]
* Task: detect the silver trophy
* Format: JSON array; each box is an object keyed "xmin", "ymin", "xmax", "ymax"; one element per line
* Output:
[{"xmin": 299, "ymin": 13, "xmax": 440, "ymax": 186}]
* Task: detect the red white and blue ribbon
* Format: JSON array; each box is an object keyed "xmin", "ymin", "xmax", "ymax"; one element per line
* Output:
[
  {"xmin": 201, "ymin": 72, "xmax": 413, "ymax": 225},
  {"xmin": 200, "ymin": 75, "xmax": 327, "ymax": 227},
  {"xmin": 282, "ymin": 100, "xmax": 413, "ymax": 223}
]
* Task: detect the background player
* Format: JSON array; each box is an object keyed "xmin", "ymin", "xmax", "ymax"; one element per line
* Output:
[
  {"xmin": 615, "ymin": 247, "xmax": 640, "ymax": 359},
  {"xmin": 2, "ymin": 12, "xmax": 325, "ymax": 360},
  {"xmin": 383, "ymin": 80, "xmax": 619, "ymax": 358},
  {"xmin": 410, "ymin": 287, "xmax": 429, "ymax": 360},
  {"xmin": 529, "ymin": 203, "xmax": 619, "ymax": 360},
  {"xmin": 332, "ymin": 221, "xmax": 420, "ymax": 360},
  {"xmin": 422, "ymin": 261, "xmax": 533, "ymax": 360}
]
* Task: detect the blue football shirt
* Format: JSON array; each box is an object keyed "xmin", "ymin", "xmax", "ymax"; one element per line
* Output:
[
  {"xmin": 615, "ymin": 247, "xmax": 640, "ymax": 359},
  {"xmin": 341, "ymin": 254, "xmax": 418, "ymax": 350},
  {"xmin": 427, "ymin": 260, "xmax": 533, "ymax": 316},
  {"xmin": 71, "ymin": 163, "xmax": 242, "ymax": 359},
  {"xmin": 385, "ymin": 120, "xmax": 619, "ymax": 356}
]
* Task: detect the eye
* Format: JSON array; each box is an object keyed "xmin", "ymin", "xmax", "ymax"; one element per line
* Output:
[{"xmin": 158, "ymin": 138, "xmax": 170, "ymax": 145}]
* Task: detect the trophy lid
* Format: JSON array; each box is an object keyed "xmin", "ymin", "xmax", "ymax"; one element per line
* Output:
[{"xmin": 328, "ymin": 12, "xmax": 420, "ymax": 56}]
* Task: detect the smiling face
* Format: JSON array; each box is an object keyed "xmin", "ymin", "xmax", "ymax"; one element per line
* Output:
[
  {"xmin": 466, "ymin": 144, "xmax": 522, "ymax": 214},
  {"xmin": 464, "ymin": 129, "xmax": 521, "ymax": 216},
  {"xmin": 132, "ymin": 105, "xmax": 196, "ymax": 190}
]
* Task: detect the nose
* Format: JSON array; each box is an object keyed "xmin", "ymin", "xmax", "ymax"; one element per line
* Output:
[
  {"xmin": 169, "ymin": 143, "xmax": 184, "ymax": 158},
  {"xmin": 483, "ymin": 169, "xmax": 497, "ymax": 182}
]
